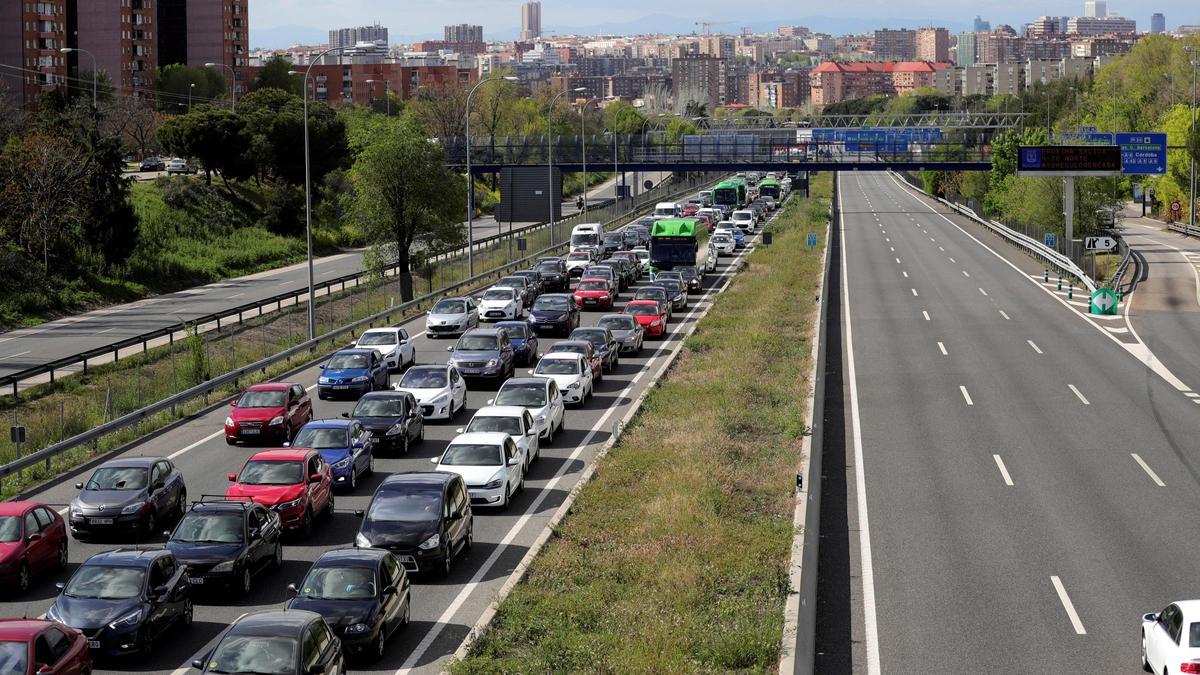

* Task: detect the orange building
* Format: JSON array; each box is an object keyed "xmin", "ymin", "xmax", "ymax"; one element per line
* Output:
[{"xmin": 809, "ymin": 60, "xmax": 949, "ymax": 107}]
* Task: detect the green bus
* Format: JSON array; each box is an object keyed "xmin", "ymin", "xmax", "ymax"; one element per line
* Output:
[
  {"xmin": 758, "ymin": 178, "xmax": 782, "ymax": 199},
  {"xmin": 712, "ymin": 180, "xmax": 747, "ymax": 211},
  {"xmin": 649, "ymin": 219, "xmax": 698, "ymax": 273}
]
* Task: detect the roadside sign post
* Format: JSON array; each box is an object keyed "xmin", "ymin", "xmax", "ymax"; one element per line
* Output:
[
  {"xmin": 807, "ymin": 233, "xmax": 817, "ymax": 248},
  {"xmin": 1090, "ymin": 287, "xmax": 1119, "ymax": 315},
  {"xmin": 1044, "ymin": 232, "xmax": 1057, "ymax": 250}
]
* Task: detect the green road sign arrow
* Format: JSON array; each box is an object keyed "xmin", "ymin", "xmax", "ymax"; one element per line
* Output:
[{"xmin": 1090, "ymin": 287, "xmax": 1118, "ymax": 315}]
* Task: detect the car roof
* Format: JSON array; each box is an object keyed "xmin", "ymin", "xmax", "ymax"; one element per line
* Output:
[
  {"xmin": 501, "ymin": 377, "xmax": 550, "ymax": 388},
  {"xmin": 494, "ymin": 321, "xmax": 528, "ymax": 330},
  {"xmin": 598, "ymin": 313, "xmax": 636, "ymax": 321},
  {"xmin": 98, "ymin": 456, "xmax": 161, "ymax": 468},
  {"xmin": 406, "ymin": 364, "xmax": 449, "ymax": 372},
  {"xmin": 462, "ymin": 328, "xmax": 504, "ymax": 337},
  {"xmin": 552, "ymin": 340, "xmax": 591, "ymax": 349},
  {"xmin": 248, "ymin": 448, "xmax": 310, "ymax": 461},
  {"xmin": 84, "ymin": 548, "xmax": 167, "ymax": 567},
  {"xmin": 379, "ymin": 472, "xmax": 455, "ymax": 489},
  {"xmin": 302, "ymin": 418, "xmax": 352, "ymax": 429},
  {"xmin": 246, "ymin": 382, "xmax": 291, "ymax": 392},
  {"xmin": 447, "ymin": 431, "xmax": 510, "ymax": 446},
  {"xmin": 313, "ymin": 547, "xmax": 387, "ymax": 568},
  {"xmin": 572, "ymin": 327, "xmax": 606, "ymax": 334},
  {"xmin": 0, "ymin": 501, "xmax": 42, "ymax": 516},
  {"xmin": 537, "ymin": 293, "xmax": 573, "ymax": 300},
  {"xmin": 191, "ymin": 500, "xmax": 256, "ymax": 514},
  {"xmin": 472, "ymin": 405, "xmax": 528, "ymax": 418},
  {"xmin": 539, "ymin": 352, "xmax": 582, "ymax": 361},
  {"xmin": 578, "ymin": 277, "xmax": 609, "ymax": 284},
  {"xmin": 1172, "ymin": 599, "xmax": 1200, "ymax": 616},
  {"xmin": 627, "ymin": 299, "xmax": 660, "ymax": 306},
  {"xmin": 358, "ymin": 391, "xmax": 410, "ymax": 401},
  {"xmin": 229, "ymin": 610, "xmax": 320, "ymax": 637},
  {"xmin": 360, "ymin": 327, "xmax": 400, "ymax": 334}
]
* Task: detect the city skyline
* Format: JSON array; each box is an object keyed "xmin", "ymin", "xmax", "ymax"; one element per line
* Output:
[{"xmin": 248, "ymin": 0, "xmax": 1197, "ymax": 48}]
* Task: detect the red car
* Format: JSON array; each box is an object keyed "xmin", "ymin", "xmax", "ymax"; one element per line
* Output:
[
  {"xmin": 693, "ymin": 214, "xmax": 714, "ymax": 232},
  {"xmin": 226, "ymin": 449, "xmax": 333, "ymax": 538},
  {"xmin": 0, "ymin": 619, "xmax": 92, "ymax": 675},
  {"xmin": 225, "ymin": 382, "xmax": 313, "ymax": 445},
  {"xmin": 682, "ymin": 203, "xmax": 700, "ymax": 217},
  {"xmin": 0, "ymin": 502, "xmax": 68, "ymax": 593},
  {"xmin": 573, "ymin": 278, "xmax": 616, "ymax": 310},
  {"xmin": 624, "ymin": 300, "xmax": 668, "ymax": 337}
]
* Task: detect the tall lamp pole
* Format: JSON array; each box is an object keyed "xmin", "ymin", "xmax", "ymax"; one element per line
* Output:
[
  {"xmin": 579, "ymin": 98, "xmax": 601, "ymax": 216},
  {"xmin": 547, "ymin": 87, "xmax": 586, "ymax": 243},
  {"xmin": 204, "ymin": 62, "xmax": 237, "ymax": 110},
  {"xmin": 366, "ymin": 79, "xmax": 391, "ymax": 115},
  {"xmin": 1186, "ymin": 47, "xmax": 1198, "ymax": 228},
  {"xmin": 58, "ymin": 47, "xmax": 96, "ymax": 108},
  {"xmin": 188, "ymin": 82, "xmax": 195, "ymax": 111},
  {"xmin": 464, "ymin": 75, "xmax": 518, "ymax": 276}
]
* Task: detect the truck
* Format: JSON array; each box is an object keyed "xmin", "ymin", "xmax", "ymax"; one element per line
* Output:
[{"xmin": 648, "ymin": 219, "xmax": 698, "ymax": 274}]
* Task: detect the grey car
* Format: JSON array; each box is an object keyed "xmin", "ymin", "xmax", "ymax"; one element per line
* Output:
[
  {"xmin": 597, "ymin": 314, "xmax": 644, "ymax": 354},
  {"xmin": 425, "ymin": 297, "xmax": 479, "ymax": 338},
  {"xmin": 569, "ymin": 326, "xmax": 620, "ymax": 372},
  {"xmin": 69, "ymin": 457, "xmax": 187, "ymax": 539}
]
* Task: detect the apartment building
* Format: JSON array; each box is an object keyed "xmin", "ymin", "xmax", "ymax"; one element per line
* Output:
[
  {"xmin": 329, "ymin": 24, "xmax": 387, "ymax": 50},
  {"xmin": 1067, "ymin": 15, "xmax": 1136, "ymax": 34},
  {"xmin": 750, "ymin": 69, "xmax": 808, "ymax": 109},
  {"xmin": 671, "ymin": 54, "xmax": 725, "ymax": 110},
  {"xmin": 810, "ymin": 60, "xmax": 949, "ymax": 107},
  {"xmin": 916, "ymin": 28, "xmax": 949, "ymax": 62},
  {"xmin": 873, "ymin": 29, "xmax": 917, "ymax": 60},
  {"xmin": 0, "ymin": 0, "xmax": 68, "ymax": 108},
  {"xmin": 301, "ymin": 62, "xmax": 473, "ymax": 107}
]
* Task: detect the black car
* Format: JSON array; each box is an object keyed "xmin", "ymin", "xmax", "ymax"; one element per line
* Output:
[
  {"xmin": 139, "ymin": 156, "xmax": 165, "ymax": 172},
  {"xmin": 47, "ymin": 548, "xmax": 192, "ymax": 658},
  {"xmin": 287, "ymin": 548, "xmax": 411, "ymax": 661},
  {"xmin": 527, "ymin": 293, "xmax": 580, "ymax": 337},
  {"xmin": 534, "ymin": 259, "xmax": 569, "ymax": 292},
  {"xmin": 604, "ymin": 258, "xmax": 636, "ymax": 288},
  {"xmin": 69, "ymin": 457, "xmax": 188, "ymax": 539},
  {"xmin": 600, "ymin": 232, "xmax": 623, "ymax": 257},
  {"xmin": 569, "ymin": 327, "xmax": 619, "ymax": 373},
  {"xmin": 354, "ymin": 472, "xmax": 473, "ymax": 577},
  {"xmin": 194, "ymin": 610, "xmax": 344, "ymax": 675},
  {"xmin": 166, "ymin": 498, "xmax": 283, "ymax": 597},
  {"xmin": 348, "ymin": 391, "xmax": 424, "ymax": 453},
  {"xmin": 512, "ymin": 270, "xmax": 545, "ymax": 299},
  {"xmin": 676, "ymin": 265, "xmax": 702, "ymax": 292},
  {"xmin": 620, "ymin": 228, "xmax": 640, "ymax": 249},
  {"xmin": 654, "ymin": 279, "xmax": 688, "ymax": 311}
]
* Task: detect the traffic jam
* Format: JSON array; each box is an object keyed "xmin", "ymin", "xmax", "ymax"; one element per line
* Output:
[{"xmin": 0, "ymin": 173, "xmax": 791, "ymax": 674}]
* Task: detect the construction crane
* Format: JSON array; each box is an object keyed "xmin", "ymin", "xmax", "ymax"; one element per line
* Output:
[{"xmin": 694, "ymin": 21, "xmax": 726, "ymax": 35}]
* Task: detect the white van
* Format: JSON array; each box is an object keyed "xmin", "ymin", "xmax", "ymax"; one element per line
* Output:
[
  {"xmin": 731, "ymin": 210, "xmax": 757, "ymax": 232},
  {"xmin": 653, "ymin": 202, "xmax": 681, "ymax": 220},
  {"xmin": 570, "ymin": 223, "xmax": 602, "ymax": 249}
]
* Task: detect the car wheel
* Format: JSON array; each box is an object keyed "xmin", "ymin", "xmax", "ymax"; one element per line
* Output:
[
  {"xmin": 225, "ymin": 437, "xmax": 236, "ymax": 446},
  {"xmin": 465, "ymin": 524, "xmax": 474, "ymax": 552},
  {"xmin": 175, "ymin": 488, "xmax": 188, "ymax": 521},
  {"xmin": 367, "ymin": 453, "xmax": 375, "ymax": 475},
  {"xmin": 57, "ymin": 540, "xmax": 68, "ymax": 568},
  {"xmin": 518, "ymin": 472, "xmax": 526, "ymax": 494},
  {"xmin": 16, "ymin": 562, "xmax": 29, "ymax": 594},
  {"xmin": 325, "ymin": 493, "xmax": 336, "ymax": 518},
  {"xmin": 1141, "ymin": 633, "xmax": 1151, "ymax": 672},
  {"xmin": 284, "ymin": 424, "xmax": 293, "ymax": 445},
  {"xmin": 141, "ymin": 629, "xmax": 154, "ymax": 657},
  {"xmin": 400, "ymin": 601, "xmax": 411, "ymax": 629},
  {"xmin": 545, "ymin": 420, "xmax": 554, "ymax": 446},
  {"xmin": 144, "ymin": 509, "xmax": 158, "ymax": 539},
  {"xmin": 238, "ymin": 566, "xmax": 252, "ymax": 596},
  {"xmin": 372, "ymin": 630, "xmax": 386, "ymax": 662},
  {"xmin": 300, "ymin": 510, "xmax": 313, "ymax": 539},
  {"xmin": 499, "ymin": 483, "xmax": 511, "ymax": 511},
  {"xmin": 182, "ymin": 598, "xmax": 194, "ymax": 626},
  {"xmin": 349, "ymin": 468, "xmax": 357, "ymax": 490},
  {"xmin": 272, "ymin": 540, "xmax": 283, "ymax": 569},
  {"xmin": 440, "ymin": 544, "xmax": 454, "ymax": 578},
  {"xmin": 402, "ymin": 435, "xmax": 410, "ymax": 456}
]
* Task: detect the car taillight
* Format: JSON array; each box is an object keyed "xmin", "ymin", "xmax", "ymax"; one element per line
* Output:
[{"xmin": 1182, "ymin": 663, "xmax": 1200, "ymax": 674}]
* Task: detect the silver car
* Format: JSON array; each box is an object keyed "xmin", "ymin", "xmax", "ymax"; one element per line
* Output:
[
  {"xmin": 425, "ymin": 296, "xmax": 479, "ymax": 338},
  {"xmin": 596, "ymin": 314, "xmax": 644, "ymax": 354}
]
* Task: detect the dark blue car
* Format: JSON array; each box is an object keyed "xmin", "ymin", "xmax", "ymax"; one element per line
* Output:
[
  {"xmin": 46, "ymin": 548, "xmax": 192, "ymax": 657},
  {"xmin": 317, "ymin": 348, "xmax": 388, "ymax": 400},
  {"xmin": 292, "ymin": 419, "xmax": 375, "ymax": 490},
  {"xmin": 528, "ymin": 293, "xmax": 580, "ymax": 337},
  {"xmin": 495, "ymin": 321, "xmax": 539, "ymax": 366},
  {"xmin": 165, "ymin": 498, "xmax": 283, "ymax": 597},
  {"xmin": 447, "ymin": 328, "xmax": 515, "ymax": 383}
]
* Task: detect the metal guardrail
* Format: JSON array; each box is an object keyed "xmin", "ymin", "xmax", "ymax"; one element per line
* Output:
[
  {"xmin": 1167, "ymin": 221, "xmax": 1200, "ymax": 238},
  {"xmin": 1109, "ymin": 236, "xmax": 1134, "ymax": 291},
  {"xmin": 0, "ymin": 173, "xmax": 720, "ymax": 480}
]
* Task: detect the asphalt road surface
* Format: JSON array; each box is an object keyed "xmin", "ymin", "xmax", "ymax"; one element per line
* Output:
[
  {"xmin": 0, "ymin": 211, "xmax": 762, "ymax": 674},
  {"xmin": 814, "ymin": 171, "xmax": 1200, "ymax": 673}
]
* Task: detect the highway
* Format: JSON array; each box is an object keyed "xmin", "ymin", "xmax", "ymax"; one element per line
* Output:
[
  {"xmin": 0, "ymin": 172, "xmax": 669, "ymax": 388},
  {"xmin": 817, "ymin": 171, "xmax": 1200, "ymax": 672},
  {"xmin": 0, "ymin": 213, "xmax": 758, "ymax": 674}
]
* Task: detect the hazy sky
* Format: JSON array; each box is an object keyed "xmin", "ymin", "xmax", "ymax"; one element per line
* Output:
[{"xmin": 250, "ymin": 0, "xmax": 1198, "ymax": 45}]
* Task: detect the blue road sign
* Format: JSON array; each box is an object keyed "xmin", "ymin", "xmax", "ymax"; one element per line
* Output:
[
  {"xmin": 1116, "ymin": 132, "xmax": 1167, "ymax": 175},
  {"xmin": 1044, "ymin": 232, "xmax": 1057, "ymax": 248},
  {"xmin": 807, "ymin": 233, "xmax": 818, "ymax": 247},
  {"xmin": 1056, "ymin": 131, "xmax": 1114, "ymax": 144}
]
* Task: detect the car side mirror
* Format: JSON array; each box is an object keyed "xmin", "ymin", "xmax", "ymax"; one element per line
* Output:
[
  {"xmin": 37, "ymin": 664, "xmax": 53, "ymax": 675},
  {"xmin": 1144, "ymin": 612, "xmax": 1159, "ymax": 622},
  {"xmin": 162, "ymin": 529, "xmax": 173, "ymax": 538},
  {"xmin": 153, "ymin": 481, "xmax": 165, "ymax": 491},
  {"xmin": 508, "ymin": 457, "xmax": 520, "ymax": 466},
  {"xmin": 486, "ymin": 398, "xmax": 495, "ymax": 405},
  {"xmin": 527, "ymin": 369, "xmax": 534, "ymax": 375},
  {"xmin": 450, "ymin": 510, "xmax": 463, "ymax": 521},
  {"xmin": 287, "ymin": 583, "xmax": 299, "ymax": 595},
  {"xmin": 75, "ymin": 482, "xmax": 84, "ymax": 490},
  {"xmin": 282, "ymin": 442, "xmax": 291, "ymax": 447},
  {"xmin": 455, "ymin": 428, "xmax": 464, "ymax": 434},
  {"xmin": 318, "ymin": 364, "xmax": 325, "ymax": 369},
  {"xmin": 192, "ymin": 661, "xmax": 205, "ymax": 670},
  {"xmin": 54, "ymin": 582, "xmax": 66, "ymax": 593},
  {"xmin": 340, "ymin": 412, "xmax": 350, "ymax": 418},
  {"xmin": 309, "ymin": 473, "xmax": 322, "ymax": 483},
  {"xmin": 153, "ymin": 584, "xmax": 169, "ymax": 601},
  {"xmin": 249, "ymin": 528, "xmax": 261, "ymax": 540},
  {"xmin": 429, "ymin": 457, "xmax": 439, "ymax": 464},
  {"xmin": 307, "ymin": 665, "xmax": 326, "ymax": 675},
  {"xmin": 446, "ymin": 346, "xmax": 454, "ymax": 352},
  {"xmin": 382, "ymin": 585, "xmax": 397, "ymax": 596},
  {"xmin": 229, "ymin": 399, "xmax": 238, "ymax": 407}
]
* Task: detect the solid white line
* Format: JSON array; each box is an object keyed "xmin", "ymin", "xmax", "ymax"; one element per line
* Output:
[
  {"xmin": 1027, "ymin": 340, "xmax": 1043, "ymax": 354},
  {"xmin": 999, "ymin": 310, "xmax": 1011, "ymax": 320},
  {"xmin": 0, "ymin": 337, "xmax": 13, "ymax": 344},
  {"xmin": 937, "ymin": 341, "xmax": 948, "ymax": 356},
  {"xmin": 1051, "ymin": 576, "xmax": 1087, "ymax": 634},
  {"xmin": 959, "ymin": 385, "xmax": 973, "ymax": 405},
  {"xmin": 839, "ymin": 176, "xmax": 882, "ymax": 675},
  {"xmin": 95, "ymin": 327, "xmax": 116, "ymax": 334},
  {"xmin": 922, "ymin": 311, "xmax": 931, "ymax": 321},
  {"xmin": 1068, "ymin": 384, "xmax": 1090, "ymax": 405},
  {"xmin": 962, "ymin": 270, "xmax": 970, "ymax": 277},
  {"xmin": 228, "ymin": 293, "xmax": 245, "ymax": 299},
  {"xmin": 993, "ymin": 455, "xmax": 1014, "ymax": 486},
  {"xmin": 168, "ymin": 429, "xmax": 225, "ymax": 460},
  {"xmin": 0, "ymin": 350, "xmax": 30, "ymax": 361},
  {"xmin": 978, "ymin": 287, "xmax": 988, "ymax": 296},
  {"xmin": 911, "ymin": 288, "xmax": 918, "ymax": 297},
  {"xmin": 1131, "ymin": 453, "xmax": 1166, "ymax": 487},
  {"xmin": 1185, "ymin": 392, "xmax": 1200, "ymax": 398}
]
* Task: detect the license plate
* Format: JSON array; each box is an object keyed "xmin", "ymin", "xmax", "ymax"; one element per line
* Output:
[
  {"xmin": 461, "ymin": 369, "xmax": 480, "ymax": 375},
  {"xmin": 334, "ymin": 385, "xmax": 350, "ymax": 390},
  {"xmin": 87, "ymin": 641, "xmax": 100, "ymax": 649},
  {"xmin": 584, "ymin": 299, "xmax": 596, "ymax": 304},
  {"xmin": 240, "ymin": 429, "xmax": 260, "ymax": 435},
  {"xmin": 188, "ymin": 576, "xmax": 204, "ymax": 585},
  {"xmin": 90, "ymin": 518, "xmax": 113, "ymax": 525}
]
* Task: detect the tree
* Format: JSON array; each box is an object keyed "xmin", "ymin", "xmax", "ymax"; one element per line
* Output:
[
  {"xmin": 253, "ymin": 56, "xmax": 303, "ymax": 96},
  {"xmin": 157, "ymin": 109, "xmax": 252, "ymax": 190},
  {"xmin": 155, "ymin": 64, "xmax": 226, "ymax": 112},
  {"xmin": 603, "ymin": 100, "xmax": 646, "ymax": 135},
  {"xmin": 409, "ymin": 79, "xmax": 469, "ymax": 139},
  {"xmin": 100, "ymin": 95, "xmax": 161, "ymax": 158},
  {"xmin": 237, "ymin": 88, "xmax": 348, "ymax": 186},
  {"xmin": 349, "ymin": 113, "xmax": 466, "ymax": 301}
]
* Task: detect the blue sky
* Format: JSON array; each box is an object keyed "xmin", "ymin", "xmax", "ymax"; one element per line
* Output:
[{"xmin": 249, "ymin": 0, "xmax": 1199, "ymax": 47}]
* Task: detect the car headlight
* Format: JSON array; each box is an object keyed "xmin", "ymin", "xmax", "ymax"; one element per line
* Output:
[
  {"xmin": 432, "ymin": 393, "xmax": 450, "ymax": 405},
  {"xmin": 319, "ymin": 377, "xmax": 333, "ymax": 384},
  {"xmin": 121, "ymin": 502, "xmax": 146, "ymax": 515},
  {"xmin": 210, "ymin": 560, "xmax": 236, "ymax": 573},
  {"xmin": 69, "ymin": 503, "xmax": 81, "ymax": 517},
  {"xmin": 418, "ymin": 533, "xmax": 441, "ymax": 550},
  {"xmin": 351, "ymin": 376, "xmax": 369, "ymax": 383},
  {"xmin": 535, "ymin": 414, "xmax": 547, "ymax": 425},
  {"xmin": 386, "ymin": 423, "xmax": 405, "ymax": 436},
  {"xmin": 651, "ymin": 319, "xmax": 662, "ymax": 327},
  {"xmin": 567, "ymin": 382, "xmax": 580, "ymax": 389},
  {"xmin": 332, "ymin": 457, "xmax": 351, "ymax": 470},
  {"xmin": 45, "ymin": 604, "xmax": 63, "ymax": 622},
  {"xmin": 355, "ymin": 532, "xmax": 372, "ymax": 548},
  {"xmin": 345, "ymin": 622, "xmax": 371, "ymax": 634},
  {"xmin": 483, "ymin": 472, "xmax": 505, "ymax": 490},
  {"xmin": 275, "ymin": 497, "xmax": 303, "ymax": 511},
  {"xmin": 108, "ymin": 608, "xmax": 142, "ymax": 630},
  {"xmin": 268, "ymin": 416, "xmax": 284, "ymax": 426},
  {"xmin": 486, "ymin": 358, "xmax": 499, "ymax": 368},
  {"xmin": 225, "ymin": 417, "xmax": 235, "ymax": 427}
]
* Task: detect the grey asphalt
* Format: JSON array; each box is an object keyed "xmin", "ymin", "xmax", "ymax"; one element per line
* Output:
[
  {"xmin": 0, "ymin": 172, "xmax": 669, "ymax": 385},
  {"xmin": 822, "ymin": 172, "xmax": 1200, "ymax": 672},
  {"xmin": 0, "ymin": 205, "xmax": 760, "ymax": 674}
]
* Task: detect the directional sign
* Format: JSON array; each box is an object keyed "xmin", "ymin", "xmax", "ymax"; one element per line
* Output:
[
  {"xmin": 1044, "ymin": 232, "xmax": 1057, "ymax": 248},
  {"xmin": 1084, "ymin": 236, "xmax": 1117, "ymax": 251},
  {"xmin": 807, "ymin": 233, "xmax": 817, "ymax": 247},
  {"xmin": 1116, "ymin": 133, "xmax": 1167, "ymax": 175},
  {"xmin": 1090, "ymin": 287, "xmax": 1119, "ymax": 315},
  {"xmin": 1057, "ymin": 131, "xmax": 1114, "ymax": 145},
  {"xmin": 1018, "ymin": 145, "xmax": 1122, "ymax": 176}
]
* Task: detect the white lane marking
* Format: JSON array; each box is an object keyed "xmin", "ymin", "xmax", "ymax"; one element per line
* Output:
[
  {"xmin": 1027, "ymin": 340, "xmax": 1043, "ymax": 354},
  {"xmin": 999, "ymin": 310, "xmax": 1011, "ymax": 320},
  {"xmin": 895, "ymin": 258, "xmax": 901, "ymax": 264},
  {"xmin": 929, "ymin": 237, "xmax": 935, "ymax": 242},
  {"xmin": 948, "ymin": 257, "xmax": 956, "ymax": 263},
  {"xmin": 978, "ymin": 287, "xmax": 988, "ymax": 296},
  {"xmin": 993, "ymin": 455, "xmax": 1014, "ymax": 486},
  {"xmin": 922, "ymin": 311, "xmax": 931, "ymax": 321},
  {"xmin": 938, "ymin": 246, "xmax": 945, "ymax": 252},
  {"xmin": 839, "ymin": 176, "xmax": 882, "ymax": 675},
  {"xmin": 911, "ymin": 288, "xmax": 919, "ymax": 297},
  {"xmin": 169, "ymin": 429, "xmax": 225, "ymax": 460},
  {"xmin": 0, "ymin": 350, "xmax": 30, "ymax": 361},
  {"xmin": 959, "ymin": 385, "xmax": 974, "ymax": 406},
  {"xmin": 890, "ymin": 246, "xmax": 895, "ymax": 252},
  {"xmin": 962, "ymin": 270, "xmax": 970, "ymax": 278},
  {"xmin": 1067, "ymin": 384, "xmax": 1090, "ymax": 405},
  {"xmin": 902, "ymin": 271, "xmax": 908, "ymax": 278},
  {"xmin": 1104, "ymin": 326, "xmax": 1129, "ymax": 334},
  {"xmin": 1185, "ymin": 392, "xmax": 1200, "ymax": 398},
  {"xmin": 228, "ymin": 293, "xmax": 245, "ymax": 299},
  {"xmin": 0, "ymin": 337, "xmax": 13, "ymax": 344},
  {"xmin": 95, "ymin": 327, "xmax": 116, "ymax": 334},
  {"xmin": 1051, "ymin": 576, "xmax": 1087, "ymax": 635},
  {"xmin": 937, "ymin": 341, "xmax": 948, "ymax": 356},
  {"xmin": 1131, "ymin": 453, "xmax": 1166, "ymax": 487}
]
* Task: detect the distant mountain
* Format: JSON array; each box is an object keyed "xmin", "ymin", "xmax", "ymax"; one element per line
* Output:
[{"xmin": 250, "ymin": 25, "xmax": 328, "ymax": 49}]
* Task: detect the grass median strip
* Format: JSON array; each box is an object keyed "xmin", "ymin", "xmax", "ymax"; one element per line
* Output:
[{"xmin": 451, "ymin": 175, "xmax": 831, "ymax": 673}]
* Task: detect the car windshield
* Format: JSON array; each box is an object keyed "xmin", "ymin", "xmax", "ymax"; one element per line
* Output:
[
  {"xmin": 208, "ymin": 636, "xmax": 296, "ymax": 675},
  {"xmin": 327, "ymin": 353, "xmax": 369, "ymax": 370},
  {"xmin": 574, "ymin": 332, "xmax": 605, "ymax": 347},
  {"xmin": 568, "ymin": 252, "xmax": 591, "ymax": 260},
  {"xmin": 603, "ymin": 233, "xmax": 622, "ymax": 243},
  {"xmin": 713, "ymin": 235, "xmax": 731, "ymax": 243},
  {"xmin": 432, "ymin": 300, "xmax": 466, "ymax": 314},
  {"xmin": 1191, "ymin": 622, "xmax": 1200, "ymax": 648},
  {"xmin": 237, "ymin": 390, "xmax": 286, "ymax": 408},
  {"xmin": 598, "ymin": 317, "xmax": 636, "ymax": 331},
  {"xmin": 626, "ymin": 304, "xmax": 659, "ymax": 316},
  {"xmin": 457, "ymin": 335, "xmax": 499, "ymax": 351},
  {"xmin": 635, "ymin": 290, "xmax": 665, "ymax": 300},
  {"xmin": 495, "ymin": 383, "xmax": 547, "ymax": 407},
  {"xmin": 635, "ymin": 251, "xmax": 649, "ymax": 259},
  {"xmin": 64, "ymin": 565, "xmax": 144, "ymax": 599},
  {"xmin": 173, "ymin": 513, "xmax": 244, "ymax": 544},
  {"xmin": 483, "ymin": 289, "xmax": 514, "ymax": 301},
  {"xmin": 0, "ymin": 641, "xmax": 27, "ymax": 675},
  {"xmin": 400, "ymin": 368, "xmax": 447, "ymax": 388},
  {"xmin": 468, "ymin": 416, "xmax": 523, "ymax": 435},
  {"xmin": 353, "ymin": 397, "xmax": 406, "ymax": 417},
  {"xmin": 297, "ymin": 566, "xmax": 377, "ymax": 600},
  {"xmin": 85, "ymin": 466, "xmax": 148, "ymax": 491},
  {"xmin": 367, "ymin": 489, "xmax": 441, "ymax": 522},
  {"xmin": 358, "ymin": 332, "xmax": 397, "ymax": 346},
  {"xmin": 584, "ymin": 268, "xmax": 611, "ymax": 278},
  {"xmin": 536, "ymin": 263, "xmax": 560, "ymax": 274},
  {"xmin": 0, "ymin": 517, "xmax": 20, "ymax": 543},
  {"xmin": 440, "ymin": 444, "xmax": 503, "ymax": 466},
  {"xmin": 552, "ymin": 344, "xmax": 587, "ymax": 356},
  {"xmin": 533, "ymin": 297, "xmax": 569, "ymax": 311},
  {"xmin": 577, "ymin": 281, "xmax": 608, "ymax": 291},
  {"xmin": 238, "ymin": 460, "xmax": 303, "ymax": 485},
  {"xmin": 293, "ymin": 427, "xmax": 349, "ymax": 449},
  {"xmin": 498, "ymin": 324, "xmax": 527, "ymax": 338},
  {"xmin": 536, "ymin": 359, "xmax": 580, "ymax": 375}
]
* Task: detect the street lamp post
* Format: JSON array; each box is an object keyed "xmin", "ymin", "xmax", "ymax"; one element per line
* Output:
[
  {"xmin": 1187, "ymin": 47, "xmax": 1198, "ymax": 228},
  {"xmin": 579, "ymin": 97, "xmax": 601, "ymax": 216},
  {"xmin": 464, "ymin": 75, "xmax": 518, "ymax": 277},
  {"xmin": 59, "ymin": 47, "xmax": 96, "ymax": 108},
  {"xmin": 188, "ymin": 82, "xmax": 195, "ymax": 111},
  {"xmin": 204, "ymin": 62, "xmax": 237, "ymax": 111},
  {"xmin": 365, "ymin": 79, "xmax": 391, "ymax": 115},
  {"xmin": 547, "ymin": 87, "xmax": 586, "ymax": 245}
]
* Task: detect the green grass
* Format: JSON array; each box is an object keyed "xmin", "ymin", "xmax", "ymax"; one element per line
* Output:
[{"xmin": 450, "ymin": 175, "xmax": 832, "ymax": 673}]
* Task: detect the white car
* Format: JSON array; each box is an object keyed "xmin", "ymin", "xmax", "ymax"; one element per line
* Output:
[
  {"xmin": 696, "ymin": 208, "xmax": 722, "ymax": 223},
  {"xmin": 393, "ymin": 364, "xmax": 466, "ymax": 421},
  {"xmin": 529, "ymin": 353, "xmax": 593, "ymax": 406},
  {"xmin": 478, "ymin": 287, "xmax": 523, "ymax": 322},
  {"xmin": 353, "ymin": 327, "xmax": 415, "ymax": 371},
  {"xmin": 425, "ymin": 296, "xmax": 479, "ymax": 338},
  {"xmin": 457, "ymin": 405, "xmax": 540, "ymax": 470},
  {"xmin": 490, "ymin": 377, "xmax": 566, "ymax": 444},
  {"xmin": 761, "ymin": 196, "xmax": 777, "ymax": 211},
  {"xmin": 1142, "ymin": 600, "xmax": 1200, "ymax": 674},
  {"xmin": 710, "ymin": 234, "xmax": 735, "ymax": 256},
  {"xmin": 731, "ymin": 210, "xmax": 757, "ymax": 232},
  {"xmin": 631, "ymin": 248, "xmax": 651, "ymax": 269},
  {"xmin": 432, "ymin": 432, "xmax": 524, "ymax": 509},
  {"xmin": 564, "ymin": 250, "xmax": 594, "ymax": 277}
]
